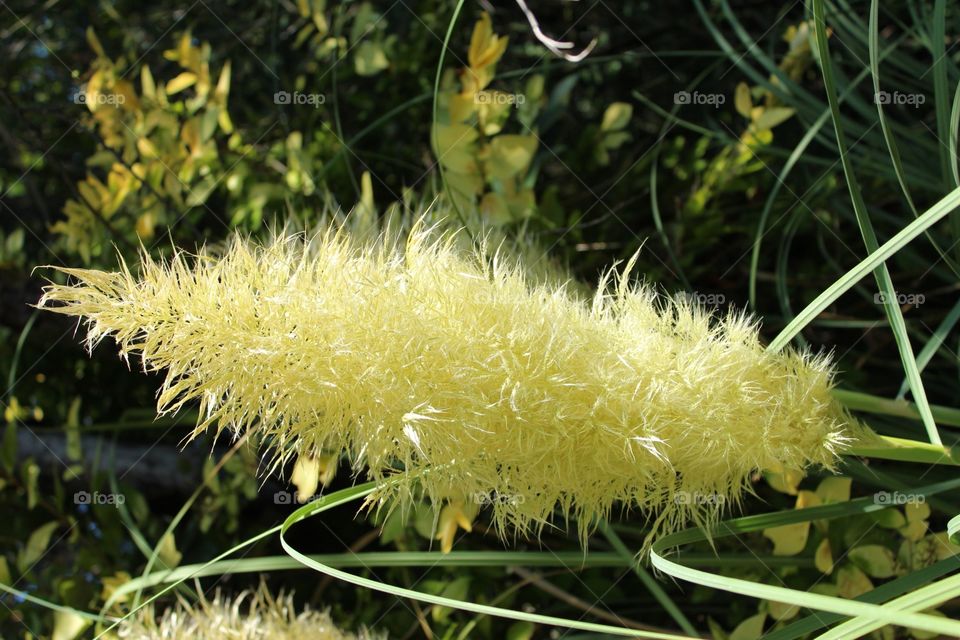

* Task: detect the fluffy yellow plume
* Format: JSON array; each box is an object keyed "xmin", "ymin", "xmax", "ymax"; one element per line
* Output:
[
  {"xmin": 118, "ymin": 586, "xmax": 379, "ymax": 639},
  {"xmin": 39, "ymin": 225, "xmax": 855, "ymax": 542}
]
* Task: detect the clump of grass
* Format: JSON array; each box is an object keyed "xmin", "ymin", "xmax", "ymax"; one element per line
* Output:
[
  {"xmin": 117, "ymin": 585, "xmax": 379, "ymax": 639},
  {"xmin": 38, "ymin": 223, "xmax": 858, "ymax": 543}
]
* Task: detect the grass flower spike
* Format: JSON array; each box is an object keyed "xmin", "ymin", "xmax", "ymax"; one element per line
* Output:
[
  {"xmin": 118, "ymin": 585, "xmax": 379, "ymax": 639},
  {"xmin": 39, "ymin": 224, "xmax": 856, "ymax": 544}
]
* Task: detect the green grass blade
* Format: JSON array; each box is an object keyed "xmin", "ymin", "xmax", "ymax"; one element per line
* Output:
[
  {"xmin": 869, "ymin": 0, "xmax": 960, "ymax": 276},
  {"xmin": 280, "ymin": 485, "xmax": 694, "ymax": 639},
  {"xmin": 432, "ymin": 0, "xmax": 470, "ymax": 232},
  {"xmin": 950, "ymin": 77, "xmax": 960, "ymax": 185},
  {"xmin": 600, "ymin": 522, "xmax": 699, "ymax": 636},
  {"xmin": 650, "ymin": 478, "xmax": 960, "ymax": 637},
  {"xmin": 834, "ymin": 387, "xmax": 960, "ymax": 428},
  {"xmin": 111, "ymin": 551, "xmax": 631, "ymax": 596},
  {"xmin": 811, "ymin": 0, "xmax": 941, "ymax": 445},
  {"xmin": 870, "ymin": 0, "xmax": 919, "ymax": 215},
  {"xmin": 896, "ymin": 296, "xmax": 960, "ymax": 398},
  {"xmin": 932, "ymin": 0, "xmax": 951, "ymax": 185},
  {"xmin": 762, "ymin": 555, "xmax": 960, "ymax": 639},
  {"xmin": 819, "ymin": 572, "xmax": 960, "ymax": 639}
]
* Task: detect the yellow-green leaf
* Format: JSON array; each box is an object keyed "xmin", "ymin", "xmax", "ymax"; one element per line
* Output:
[
  {"xmin": 157, "ymin": 532, "xmax": 182, "ymax": 570},
  {"xmin": 762, "ymin": 491, "xmax": 818, "ymax": 556},
  {"xmin": 292, "ymin": 455, "xmax": 320, "ymax": 503},
  {"xmin": 354, "ymin": 41, "xmax": 389, "ymax": 76},
  {"xmin": 871, "ymin": 507, "xmax": 907, "ymax": 529},
  {"xmin": 214, "ymin": 61, "xmax": 231, "ymax": 102},
  {"xmin": 815, "ymin": 476, "xmax": 851, "ymax": 503},
  {"xmin": 849, "ymin": 545, "xmax": 896, "ymax": 579},
  {"xmin": 18, "ymin": 521, "xmax": 59, "ymax": 572},
  {"xmin": 165, "ymin": 72, "xmax": 198, "ymax": 95},
  {"xmin": 900, "ymin": 519, "xmax": 929, "ymax": 542},
  {"xmin": 85, "ymin": 27, "xmax": 105, "ymax": 58},
  {"xmin": 768, "ymin": 599, "xmax": 799, "ymax": 622},
  {"xmin": 601, "ymin": 102, "xmax": 633, "ymax": 132},
  {"xmin": 836, "ymin": 565, "xmax": 873, "ymax": 599},
  {"xmin": 480, "ymin": 192, "xmax": 512, "ymax": 226},
  {"xmin": 763, "ymin": 520, "xmax": 809, "ymax": 556},
  {"xmin": 729, "ymin": 612, "xmax": 765, "ymax": 640},
  {"xmin": 815, "ymin": 537, "xmax": 834, "ymax": 574},
  {"xmin": 52, "ymin": 610, "xmax": 89, "ymax": 640},
  {"xmin": 487, "ymin": 135, "xmax": 537, "ymax": 179},
  {"xmin": 765, "ymin": 468, "xmax": 803, "ymax": 495},
  {"xmin": 753, "ymin": 107, "xmax": 795, "ymax": 131},
  {"xmin": 433, "ymin": 123, "xmax": 479, "ymax": 173},
  {"xmin": 734, "ymin": 82, "xmax": 752, "ymax": 118},
  {"xmin": 141, "ymin": 65, "xmax": 156, "ymax": 100},
  {"xmin": 905, "ymin": 501, "xmax": 931, "ymax": 523}
]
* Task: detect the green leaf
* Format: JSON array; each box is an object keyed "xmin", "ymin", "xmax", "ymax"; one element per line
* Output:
[
  {"xmin": 815, "ymin": 538, "xmax": 834, "ymax": 575},
  {"xmin": 752, "ymin": 107, "xmax": 794, "ymax": 131},
  {"xmin": 18, "ymin": 521, "xmax": 59, "ymax": 573},
  {"xmin": 815, "ymin": 477, "xmax": 851, "ymax": 504},
  {"xmin": 487, "ymin": 135, "xmax": 537, "ymax": 179},
  {"xmin": 905, "ymin": 502, "xmax": 931, "ymax": 523},
  {"xmin": 708, "ymin": 617, "xmax": 730, "ymax": 640},
  {"xmin": 849, "ymin": 545, "xmax": 897, "ymax": 579},
  {"xmin": 763, "ymin": 521, "xmax": 809, "ymax": 556},
  {"xmin": 65, "ymin": 398, "xmax": 82, "ymax": 462},
  {"xmin": 185, "ymin": 177, "xmax": 217, "ymax": 207},
  {"xmin": 601, "ymin": 102, "xmax": 633, "ymax": 132},
  {"xmin": 354, "ymin": 41, "xmax": 389, "ymax": 76},
  {"xmin": 730, "ymin": 612, "xmax": 765, "ymax": 640},
  {"xmin": 157, "ymin": 532, "xmax": 182, "ymax": 570},
  {"xmin": 507, "ymin": 621, "xmax": 535, "ymax": 640},
  {"xmin": 870, "ymin": 508, "xmax": 906, "ymax": 529},
  {"xmin": 836, "ymin": 565, "xmax": 874, "ymax": 599},
  {"xmin": 768, "ymin": 599, "xmax": 800, "ymax": 622},
  {"xmin": 23, "ymin": 459, "xmax": 40, "ymax": 510},
  {"xmin": 52, "ymin": 610, "xmax": 89, "ymax": 640},
  {"xmin": 734, "ymin": 82, "xmax": 752, "ymax": 118},
  {"xmin": 165, "ymin": 71, "xmax": 198, "ymax": 95},
  {"xmin": 430, "ymin": 575, "xmax": 471, "ymax": 623}
]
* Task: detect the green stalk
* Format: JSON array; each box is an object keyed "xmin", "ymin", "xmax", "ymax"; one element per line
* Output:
[{"xmin": 600, "ymin": 523, "xmax": 698, "ymax": 636}]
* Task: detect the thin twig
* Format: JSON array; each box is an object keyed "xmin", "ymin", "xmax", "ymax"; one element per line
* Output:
[{"xmin": 510, "ymin": 566, "xmax": 682, "ymax": 634}]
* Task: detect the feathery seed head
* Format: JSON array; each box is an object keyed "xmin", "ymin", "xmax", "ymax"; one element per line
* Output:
[
  {"xmin": 117, "ymin": 585, "xmax": 379, "ymax": 639},
  {"xmin": 38, "ymin": 225, "xmax": 856, "ymax": 545}
]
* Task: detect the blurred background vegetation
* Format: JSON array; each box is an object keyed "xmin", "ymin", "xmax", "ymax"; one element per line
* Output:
[{"xmin": 3, "ymin": 1, "xmax": 960, "ymax": 638}]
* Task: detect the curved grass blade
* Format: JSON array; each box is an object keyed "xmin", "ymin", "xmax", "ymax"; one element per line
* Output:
[
  {"xmin": 650, "ymin": 478, "xmax": 960, "ymax": 637},
  {"xmin": 280, "ymin": 485, "xmax": 694, "ymax": 639},
  {"xmin": 896, "ymin": 296, "xmax": 960, "ymax": 399},
  {"xmin": 762, "ymin": 555, "xmax": 960, "ymax": 639}
]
